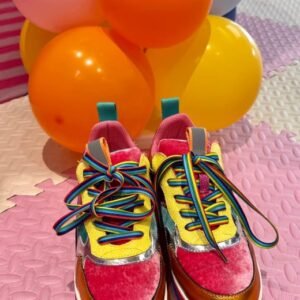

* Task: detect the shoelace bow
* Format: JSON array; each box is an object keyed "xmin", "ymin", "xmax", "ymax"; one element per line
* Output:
[
  {"xmin": 54, "ymin": 152, "xmax": 156, "ymax": 244},
  {"xmin": 155, "ymin": 151, "xmax": 279, "ymax": 262}
]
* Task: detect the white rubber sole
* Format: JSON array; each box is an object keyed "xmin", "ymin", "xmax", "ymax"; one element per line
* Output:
[
  {"xmin": 164, "ymin": 284, "xmax": 168, "ymax": 300},
  {"xmin": 258, "ymin": 266, "xmax": 263, "ymax": 300},
  {"xmin": 74, "ymin": 277, "xmax": 81, "ymax": 300}
]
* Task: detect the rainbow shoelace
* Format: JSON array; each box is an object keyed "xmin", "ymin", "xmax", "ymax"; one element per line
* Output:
[
  {"xmin": 54, "ymin": 152, "xmax": 156, "ymax": 244},
  {"xmin": 155, "ymin": 151, "xmax": 279, "ymax": 261}
]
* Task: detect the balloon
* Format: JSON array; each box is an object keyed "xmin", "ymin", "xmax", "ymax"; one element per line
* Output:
[
  {"xmin": 147, "ymin": 16, "xmax": 262, "ymax": 131},
  {"xmin": 108, "ymin": 30, "xmax": 155, "ymax": 92},
  {"xmin": 13, "ymin": 0, "xmax": 104, "ymax": 33},
  {"xmin": 20, "ymin": 20, "xmax": 56, "ymax": 73},
  {"xmin": 145, "ymin": 19, "xmax": 211, "ymax": 131},
  {"xmin": 211, "ymin": 0, "xmax": 241, "ymax": 16},
  {"xmin": 29, "ymin": 27, "xmax": 154, "ymax": 153},
  {"xmin": 99, "ymin": 0, "xmax": 212, "ymax": 48}
]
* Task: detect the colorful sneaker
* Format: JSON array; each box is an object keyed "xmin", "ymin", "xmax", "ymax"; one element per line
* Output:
[
  {"xmin": 151, "ymin": 99, "xmax": 278, "ymax": 300},
  {"xmin": 54, "ymin": 103, "xmax": 166, "ymax": 300}
]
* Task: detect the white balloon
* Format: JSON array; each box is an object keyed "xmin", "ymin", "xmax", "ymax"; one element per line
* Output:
[{"xmin": 210, "ymin": 0, "xmax": 242, "ymax": 16}]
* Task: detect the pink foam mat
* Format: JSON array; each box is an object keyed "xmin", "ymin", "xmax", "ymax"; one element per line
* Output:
[
  {"xmin": 0, "ymin": 120, "xmax": 299, "ymax": 299},
  {"xmin": 211, "ymin": 119, "xmax": 300, "ymax": 299},
  {"xmin": 0, "ymin": 176, "xmax": 77, "ymax": 300},
  {"xmin": 237, "ymin": 13, "xmax": 300, "ymax": 77}
]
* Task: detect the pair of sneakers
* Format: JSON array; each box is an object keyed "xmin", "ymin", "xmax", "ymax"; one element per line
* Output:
[{"xmin": 54, "ymin": 99, "xmax": 278, "ymax": 300}]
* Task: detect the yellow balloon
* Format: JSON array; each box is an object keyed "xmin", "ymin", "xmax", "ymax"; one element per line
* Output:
[
  {"xmin": 20, "ymin": 20, "xmax": 56, "ymax": 73},
  {"xmin": 146, "ymin": 16, "xmax": 262, "ymax": 131},
  {"xmin": 145, "ymin": 19, "xmax": 210, "ymax": 131}
]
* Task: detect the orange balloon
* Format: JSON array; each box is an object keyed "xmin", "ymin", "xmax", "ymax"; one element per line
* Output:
[
  {"xmin": 100, "ymin": 0, "xmax": 212, "ymax": 48},
  {"xmin": 29, "ymin": 27, "xmax": 154, "ymax": 153},
  {"xmin": 107, "ymin": 30, "xmax": 155, "ymax": 92}
]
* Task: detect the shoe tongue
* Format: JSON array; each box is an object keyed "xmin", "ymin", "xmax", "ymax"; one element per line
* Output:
[
  {"xmin": 87, "ymin": 138, "xmax": 111, "ymax": 164},
  {"xmin": 86, "ymin": 139, "xmax": 142, "ymax": 246},
  {"xmin": 158, "ymin": 127, "xmax": 210, "ymax": 194},
  {"xmin": 158, "ymin": 127, "xmax": 209, "ymax": 156},
  {"xmin": 158, "ymin": 139, "xmax": 189, "ymax": 156},
  {"xmin": 110, "ymin": 147, "xmax": 141, "ymax": 164},
  {"xmin": 187, "ymin": 127, "xmax": 210, "ymax": 194},
  {"xmin": 186, "ymin": 127, "xmax": 208, "ymax": 156},
  {"xmin": 86, "ymin": 138, "xmax": 141, "ymax": 165}
]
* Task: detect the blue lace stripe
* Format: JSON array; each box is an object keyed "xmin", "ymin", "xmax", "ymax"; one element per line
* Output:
[
  {"xmin": 182, "ymin": 153, "xmax": 224, "ymax": 259},
  {"xmin": 200, "ymin": 162, "xmax": 279, "ymax": 248},
  {"xmin": 53, "ymin": 150, "xmax": 156, "ymax": 245},
  {"xmin": 99, "ymin": 231, "xmax": 143, "ymax": 244}
]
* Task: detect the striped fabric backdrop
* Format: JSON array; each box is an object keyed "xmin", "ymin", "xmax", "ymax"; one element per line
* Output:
[{"xmin": 0, "ymin": 0, "xmax": 27, "ymax": 103}]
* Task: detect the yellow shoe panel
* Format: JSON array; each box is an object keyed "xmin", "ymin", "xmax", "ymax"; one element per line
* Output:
[
  {"xmin": 152, "ymin": 143, "xmax": 237, "ymax": 246},
  {"xmin": 76, "ymin": 153, "xmax": 152, "ymax": 260}
]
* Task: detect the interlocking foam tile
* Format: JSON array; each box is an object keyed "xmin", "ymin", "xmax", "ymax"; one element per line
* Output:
[
  {"xmin": 0, "ymin": 96, "xmax": 80, "ymax": 213},
  {"xmin": 0, "ymin": 119, "xmax": 299, "ymax": 299},
  {"xmin": 0, "ymin": 177, "xmax": 77, "ymax": 300},
  {"xmin": 237, "ymin": 13, "xmax": 300, "ymax": 77},
  {"xmin": 248, "ymin": 61, "xmax": 300, "ymax": 143},
  {"xmin": 239, "ymin": 0, "xmax": 300, "ymax": 27},
  {"xmin": 211, "ymin": 119, "xmax": 300, "ymax": 300}
]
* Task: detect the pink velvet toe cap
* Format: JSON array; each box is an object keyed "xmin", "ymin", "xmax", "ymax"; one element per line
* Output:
[
  {"xmin": 176, "ymin": 238, "xmax": 254, "ymax": 295},
  {"xmin": 84, "ymin": 252, "xmax": 161, "ymax": 300}
]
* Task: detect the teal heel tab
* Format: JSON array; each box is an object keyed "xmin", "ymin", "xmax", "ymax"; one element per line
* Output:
[
  {"xmin": 97, "ymin": 102, "xmax": 118, "ymax": 121},
  {"xmin": 161, "ymin": 97, "xmax": 179, "ymax": 119}
]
